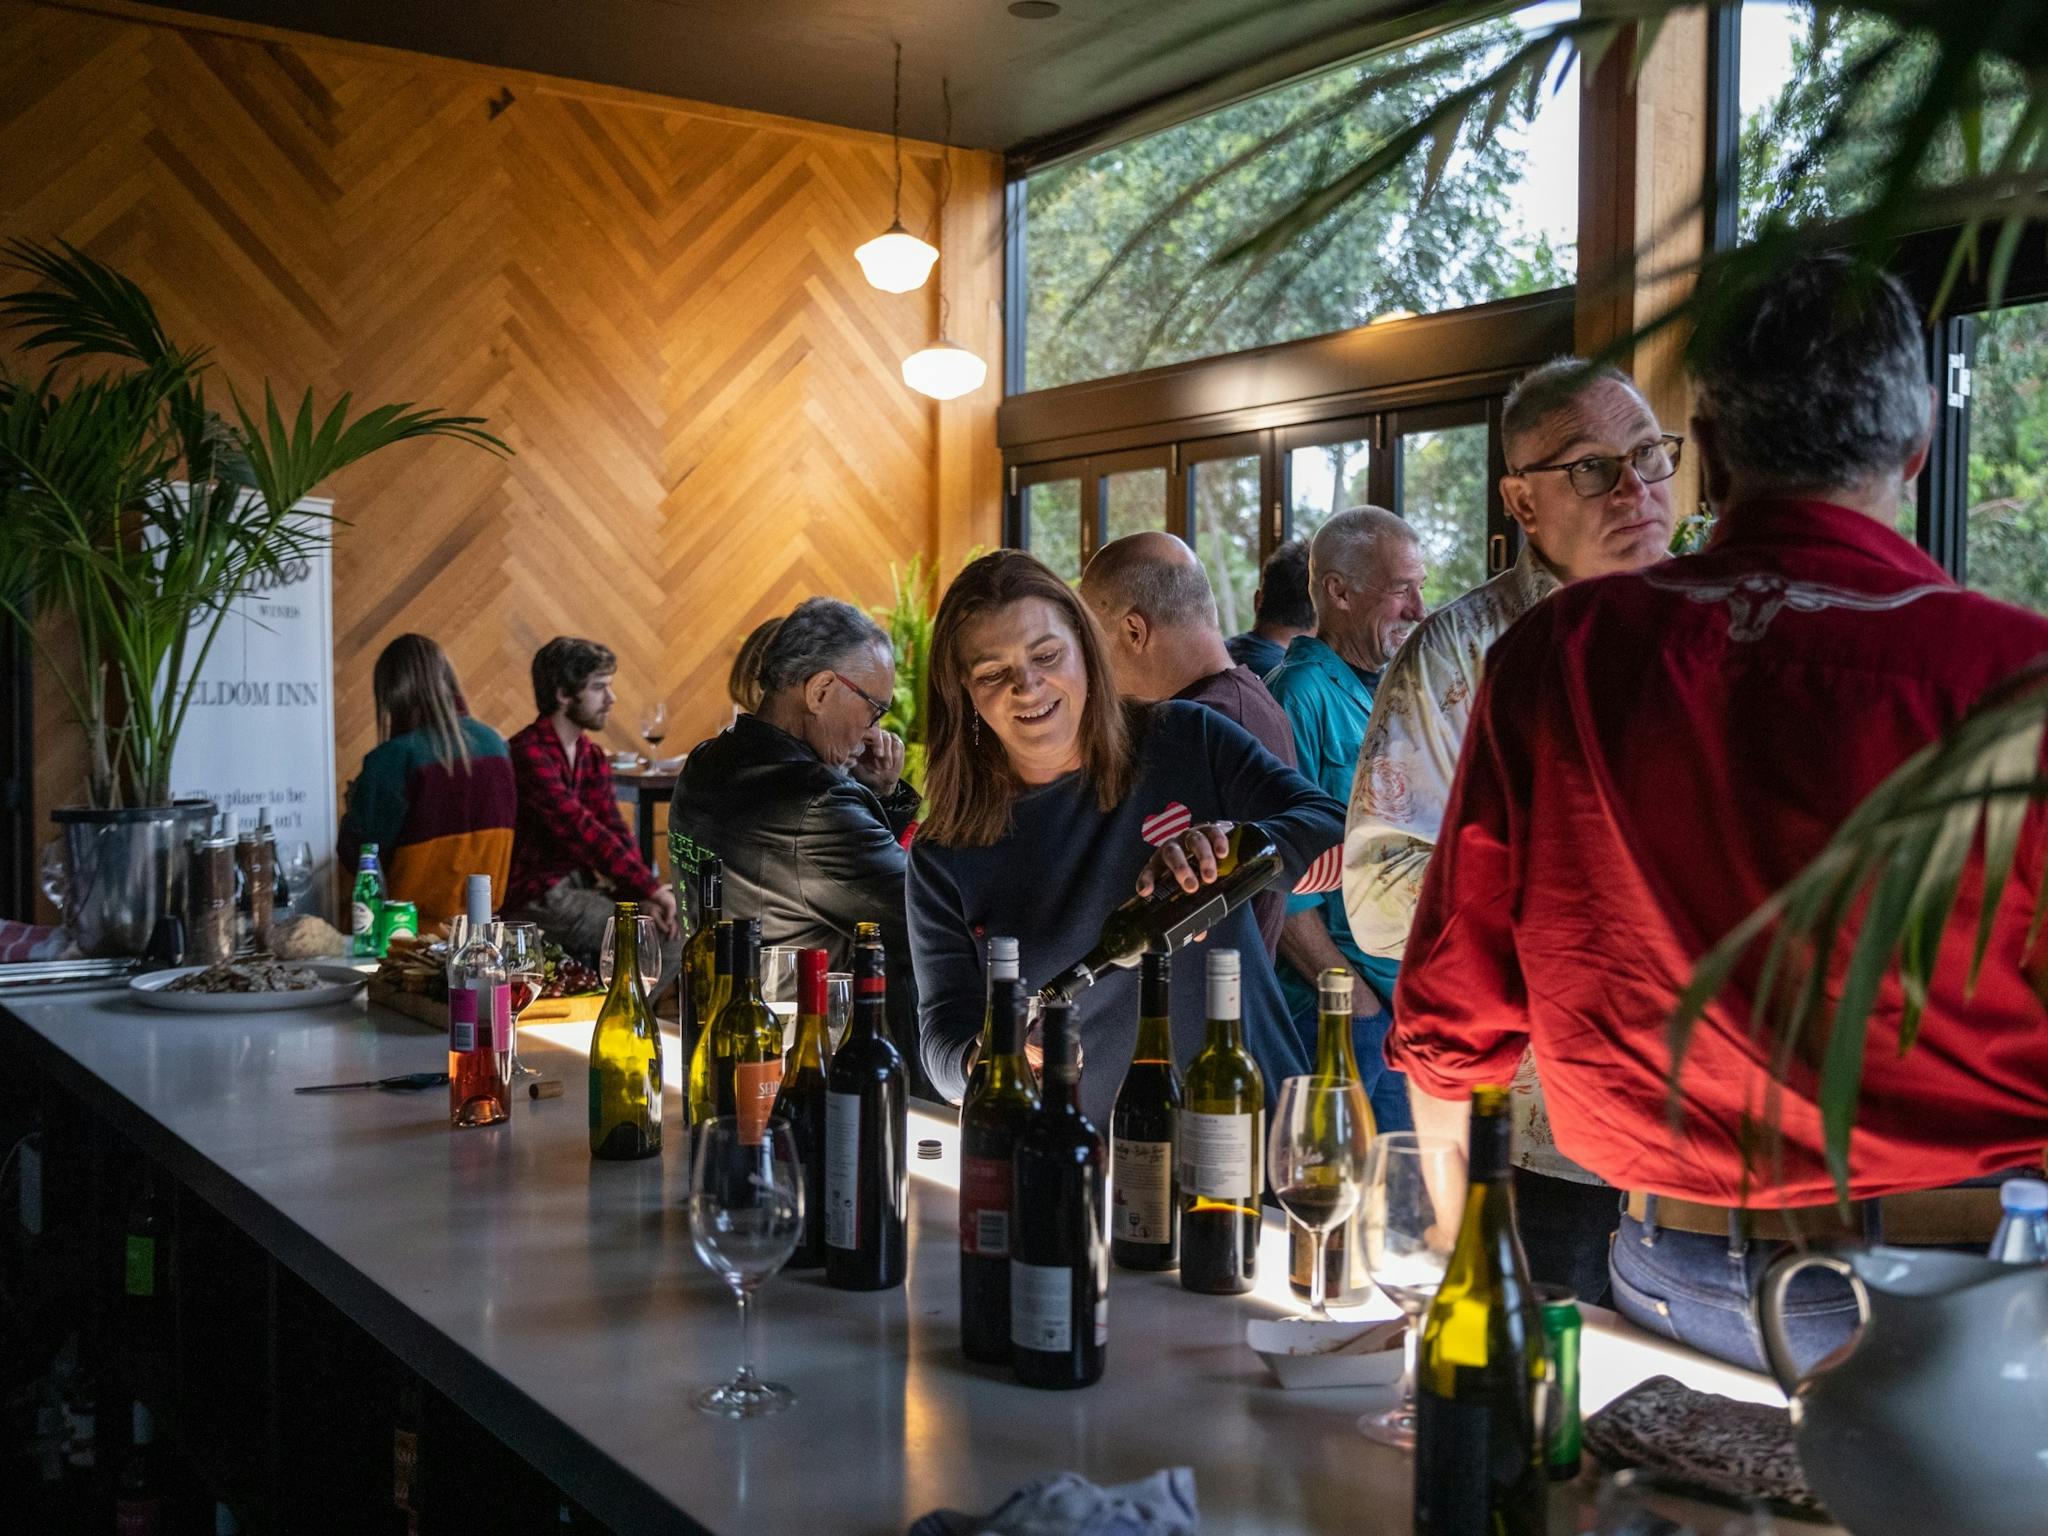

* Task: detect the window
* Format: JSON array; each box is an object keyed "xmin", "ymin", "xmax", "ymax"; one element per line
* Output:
[
  {"xmin": 1021, "ymin": 476, "xmax": 1083, "ymax": 584},
  {"xmin": 1397, "ymin": 420, "xmax": 1491, "ymax": 610},
  {"xmin": 1186, "ymin": 447, "xmax": 1264, "ymax": 638},
  {"xmin": 1287, "ymin": 432, "xmax": 1373, "ymax": 550},
  {"xmin": 1020, "ymin": 8, "xmax": 1578, "ymax": 391},
  {"xmin": 1963, "ymin": 303, "xmax": 2048, "ymax": 614}
]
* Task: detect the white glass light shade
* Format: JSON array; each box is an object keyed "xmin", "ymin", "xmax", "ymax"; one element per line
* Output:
[
  {"xmin": 901, "ymin": 339, "xmax": 987, "ymax": 400},
  {"xmin": 854, "ymin": 222, "xmax": 940, "ymax": 293}
]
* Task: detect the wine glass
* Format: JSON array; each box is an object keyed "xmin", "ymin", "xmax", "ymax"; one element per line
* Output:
[
  {"xmin": 688, "ymin": 1114, "xmax": 803, "ymax": 1418},
  {"xmin": 1358, "ymin": 1131, "xmax": 1468, "ymax": 1448},
  {"xmin": 599, "ymin": 913, "xmax": 662, "ymax": 996},
  {"xmin": 823, "ymin": 973, "xmax": 853, "ymax": 1049},
  {"xmin": 1268, "ymin": 1076, "xmax": 1374, "ymax": 1322},
  {"xmin": 760, "ymin": 946, "xmax": 801, "ymax": 1047},
  {"xmin": 38, "ymin": 839, "xmax": 68, "ymax": 922},
  {"xmin": 278, "ymin": 841, "xmax": 316, "ymax": 915},
  {"xmin": 640, "ymin": 701, "xmax": 668, "ymax": 765},
  {"xmin": 492, "ymin": 921, "xmax": 544, "ymax": 1078}
]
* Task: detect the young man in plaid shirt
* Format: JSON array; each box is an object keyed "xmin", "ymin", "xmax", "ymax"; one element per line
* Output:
[{"xmin": 506, "ymin": 637, "xmax": 680, "ymax": 990}]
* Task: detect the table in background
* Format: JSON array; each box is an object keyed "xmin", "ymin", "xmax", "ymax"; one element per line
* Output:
[
  {"xmin": 612, "ymin": 770, "xmax": 677, "ymax": 869},
  {"xmin": 0, "ymin": 987, "xmax": 1837, "ymax": 1535}
]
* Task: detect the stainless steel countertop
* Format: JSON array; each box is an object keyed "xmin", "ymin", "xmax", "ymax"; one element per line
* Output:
[{"xmin": 0, "ymin": 986, "xmax": 1825, "ymax": 1535}]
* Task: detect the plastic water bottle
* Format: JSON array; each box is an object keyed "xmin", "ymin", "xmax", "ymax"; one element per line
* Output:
[{"xmin": 1988, "ymin": 1178, "xmax": 2048, "ymax": 1264}]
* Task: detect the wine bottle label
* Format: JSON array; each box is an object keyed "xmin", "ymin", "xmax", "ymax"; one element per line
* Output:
[
  {"xmin": 824, "ymin": 1089, "xmax": 861, "ymax": 1248},
  {"xmin": 1179, "ymin": 1110, "xmax": 1256, "ymax": 1200},
  {"xmin": 1111, "ymin": 1138, "xmax": 1173, "ymax": 1243},
  {"xmin": 125, "ymin": 1234, "xmax": 155, "ymax": 1297},
  {"xmin": 448, "ymin": 985, "xmax": 509, "ymax": 1052},
  {"xmin": 1009, "ymin": 1260, "xmax": 1073, "ymax": 1353},
  {"xmin": 959, "ymin": 1155, "xmax": 1012, "ymax": 1257},
  {"xmin": 735, "ymin": 1059, "xmax": 784, "ymax": 1146}
]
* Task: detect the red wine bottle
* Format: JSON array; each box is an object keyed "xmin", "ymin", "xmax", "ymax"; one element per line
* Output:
[
  {"xmin": 1110, "ymin": 948, "xmax": 1181, "ymax": 1271},
  {"xmin": 1010, "ymin": 1000, "xmax": 1107, "ymax": 1389},
  {"xmin": 823, "ymin": 938, "xmax": 907, "ymax": 1290}
]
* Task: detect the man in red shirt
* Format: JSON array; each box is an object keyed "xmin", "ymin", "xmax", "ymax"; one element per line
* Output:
[
  {"xmin": 1391, "ymin": 254, "xmax": 2048, "ymax": 1371},
  {"xmin": 507, "ymin": 637, "xmax": 680, "ymax": 989}
]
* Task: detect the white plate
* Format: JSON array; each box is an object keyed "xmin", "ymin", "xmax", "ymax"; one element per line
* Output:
[{"xmin": 129, "ymin": 963, "xmax": 369, "ymax": 1012}]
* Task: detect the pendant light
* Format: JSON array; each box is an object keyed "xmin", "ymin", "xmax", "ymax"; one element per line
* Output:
[
  {"xmin": 855, "ymin": 43, "xmax": 940, "ymax": 294},
  {"xmin": 902, "ymin": 79, "xmax": 988, "ymax": 401}
]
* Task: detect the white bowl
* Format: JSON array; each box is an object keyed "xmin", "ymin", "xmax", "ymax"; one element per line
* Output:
[
  {"xmin": 648, "ymin": 754, "xmax": 685, "ymax": 773},
  {"xmin": 1247, "ymin": 1315, "xmax": 1406, "ymax": 1390}
]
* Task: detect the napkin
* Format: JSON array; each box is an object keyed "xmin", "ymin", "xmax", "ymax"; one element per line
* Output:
[
  {"xmin": 907, "ymin": 1469, "xmax": 1199, "ymax": 1536},
  {"xmin": 1583, "ymin": 1375, "xmax": 1825, "ymax": 1519}
]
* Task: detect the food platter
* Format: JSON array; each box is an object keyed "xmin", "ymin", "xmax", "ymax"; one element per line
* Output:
[{"xmin": 130, "ymin": 962, "xmax": 369, "ymax": 1012}]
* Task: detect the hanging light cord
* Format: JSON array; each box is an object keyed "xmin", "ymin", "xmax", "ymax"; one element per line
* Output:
[
  {"xmin": 934, "ymin": 76, "xmax": 952, "ymax": 330},
  {"xmin": 890, "ymin": 41, "xmax": 904, "ymax": 226}
]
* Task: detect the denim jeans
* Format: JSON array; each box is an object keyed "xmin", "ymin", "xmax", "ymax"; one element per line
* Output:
[
  {"xmin": 1513, "ymin": 1171, "xmax": 1617, "ymax": 1308},
  {"xmin": 1354, "ymin": 1006, "xmax": 1413, "ymax": 1134},
  {"xmin": 1606, "ymin": 1209, "xmax": 1860, "ymax": 1376}
]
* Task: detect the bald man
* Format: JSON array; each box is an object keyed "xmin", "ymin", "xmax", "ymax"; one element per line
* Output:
[{"xmin": 1081, "ymin": 531, "xmax": 1297, "ymax": 956}]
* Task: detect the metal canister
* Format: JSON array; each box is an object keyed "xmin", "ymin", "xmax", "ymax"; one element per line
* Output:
[
  {"xmin": 1536, "ymin": 1282, "xmax": 1583, "ymax": 1480},
  {"xmin": 374, "ymin": 899, "xmax": 418, "ymax": 956}
]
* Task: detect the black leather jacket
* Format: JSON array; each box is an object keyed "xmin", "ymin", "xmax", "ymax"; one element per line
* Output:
[{"xmin": 669, "ymin": 713, "xmax": 925, "ymax": 1089}]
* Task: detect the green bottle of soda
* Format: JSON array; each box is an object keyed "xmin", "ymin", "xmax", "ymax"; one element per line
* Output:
[{"xmin": 350, "ymin": 845, "xmax": 386, "ymax": 958}]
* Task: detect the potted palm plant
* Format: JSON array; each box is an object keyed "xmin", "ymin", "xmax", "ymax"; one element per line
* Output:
[{"xmin": 0, "ymin": 239, "xmax": 504, "ymax": 955}]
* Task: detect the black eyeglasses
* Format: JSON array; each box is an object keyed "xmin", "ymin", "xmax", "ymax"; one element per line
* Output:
[
  {"xmin": 832, "ymin": 672, "xmax": 890, "ymax": 728},
  {"xmin": 1510, "ymin": 434, "xmax": 1684, "ymax": 498}
]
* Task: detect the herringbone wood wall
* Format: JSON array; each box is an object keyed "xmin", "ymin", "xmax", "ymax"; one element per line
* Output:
[{"xmin": 3, "ymin": 0, "xmax": 1003, "ymax": 883}]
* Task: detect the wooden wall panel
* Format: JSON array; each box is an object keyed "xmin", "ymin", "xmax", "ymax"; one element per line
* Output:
[{"xmin": 2, "ymin": 0, "xmax": 1004, "ymax": 871}]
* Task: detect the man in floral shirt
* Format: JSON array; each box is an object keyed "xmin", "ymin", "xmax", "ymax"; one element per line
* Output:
[{"xmin": 1342, "ymin": 358, "xmax": 1679, "ymax": 1301}]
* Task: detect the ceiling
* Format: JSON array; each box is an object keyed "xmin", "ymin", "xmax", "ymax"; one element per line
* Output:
[{"xmin": 147, "ymin": 0, "xmax": 1437, "ymax": 160}]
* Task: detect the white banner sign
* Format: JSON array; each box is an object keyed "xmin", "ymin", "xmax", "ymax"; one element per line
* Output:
[{"xmin": 168, "ymin": 497, "xmax": 338, "ymax": 921}]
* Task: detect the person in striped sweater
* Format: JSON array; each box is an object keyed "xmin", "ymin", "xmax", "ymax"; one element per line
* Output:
[{"xmin": 338, "ymin": 635, "xmax": 516, "ymax": 928}]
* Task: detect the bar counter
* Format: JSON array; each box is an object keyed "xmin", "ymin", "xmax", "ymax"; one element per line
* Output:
[{"xmin": 0, "ymin": 987, "xmax": 1836, "ymax": 1535}]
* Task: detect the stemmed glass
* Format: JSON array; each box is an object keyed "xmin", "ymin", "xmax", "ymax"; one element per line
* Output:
[
  {"xmin": 760, "ymin": 946, "xmax": 802, "ymax": 1046},
  {"xmin": 278, "ymin": 841, "xmax": 316, "ymax": 915},
  {"xmin": 823, "ymin": 972, "xmax": 853, "ymax": 1050},
  {"xmin": 640, "ymin": 700, "xmax": 668, "ymax": 764},
  {"xmin": 491, "ymin": 921, "xmax": 544, "ymax": 1078},
  {"xmin": 688, "ymin": 1114, "xmax": 804, "ymax": 1418},
  {"xmin": 599, "ymin": 913, "xmax": 662, "ymax": 996},
  {"xmin": 1268, "ymin": 1076, "xmax": 1375, "ymax": 1321},
  {"xmin": 1358, "ymin": 1131, "xmax": 1468, "ymax": 1448}
]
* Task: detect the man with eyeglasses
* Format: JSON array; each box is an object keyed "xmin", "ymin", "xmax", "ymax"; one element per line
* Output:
[
  {"xmin": 1264, "ymin": 506, "xmax": 1428, "ymax": 1130},
  {"xmin": 1387, "ymin": 254, "xmax": 2048, "ymax": 1374},
  {"xmin": 1342, "ymin": 358, "xmax": 1680, "ymax": 1304},
  {"xmin": 670, "ymin": 597, "xmax": 925, "ymax": 1084}
]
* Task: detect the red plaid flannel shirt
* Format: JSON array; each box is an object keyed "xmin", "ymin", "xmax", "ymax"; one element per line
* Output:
[{"xmin": 505, "ymin": 718, "xmax": 660, "ymax": 912}]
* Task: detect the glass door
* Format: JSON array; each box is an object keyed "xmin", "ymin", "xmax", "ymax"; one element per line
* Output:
[
  {"xmin": 1388, "ymin": 401, "xmax": 1495, "ymax": 611},
  {"xmin": 1281, "ymin": 416, "xmax": 1376, "ymax": 547},
  {"xmin": 1016, "ymin": 461, "xmax": 1086, "ymax": 584},
  {"xmin": 1958, "ymin": 304, "xmax": 2048, "ymax": 613},
  {"xmin": 1182, "ymin": 432, "xmax": 1271, "ymax": 641}
]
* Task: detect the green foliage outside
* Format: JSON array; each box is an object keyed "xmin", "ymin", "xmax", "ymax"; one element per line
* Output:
[
  {"xmin": 1023, "ymin": 20, "xmax": 1573, "ymax": 393},
  {"xmin": 1741, "ymin": 5, "xmax": 2048, "ymax": 615}
]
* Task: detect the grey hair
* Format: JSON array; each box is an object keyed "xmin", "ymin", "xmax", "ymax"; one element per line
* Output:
[
  {"xmin": 1502, "ymin": 357, "xmax": 1638, "ymax": 465},
  {"xmin": 1308, "ymin": 507, "xmax": 1416, "ymax": 601},
  {"xmin": 756, "ymin": 597, "xmax": 890, "ymax": 696},
  {"xmin": 1691, "ymin": 253, "xmax": 1931, "ymax": 491},
  {"xmin": 1081, "ymin": 537, "xmax": 1219, "ymax": 631}
]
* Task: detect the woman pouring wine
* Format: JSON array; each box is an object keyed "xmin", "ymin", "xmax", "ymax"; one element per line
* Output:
[{"xmin": 907, "ymin": 551, "xmax": 1346, "ymax": 1126}]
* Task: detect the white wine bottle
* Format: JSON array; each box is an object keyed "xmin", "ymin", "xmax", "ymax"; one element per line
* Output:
[
  {"xmin": 1178, "ymin": 949, "xmax": 1262, "ymax": 1294},
  {"xmin": 588, "ymin": 899, "xmax": 662, "ymax": 1159},
  {"xmin": 1413, "ymin": 1085, "xmax": 1550, "ymax": 1536},
  {"xmin": 1289, "ymin": 968, "xmax": 1373, "ymax": 1303}
]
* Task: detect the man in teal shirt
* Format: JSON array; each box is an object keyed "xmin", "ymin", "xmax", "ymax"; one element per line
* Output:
[{"xmin": 1265, "ymin": 506, "xmax": 1427, "ymax": 1130}]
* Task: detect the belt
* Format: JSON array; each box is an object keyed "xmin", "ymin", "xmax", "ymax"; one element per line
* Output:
[{"xmin": 1623, "ymin": 1187, "xmax": 2003, "ymax": 1247}]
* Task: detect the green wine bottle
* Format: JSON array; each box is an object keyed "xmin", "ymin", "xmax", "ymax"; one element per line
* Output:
[
  {"xmin": 686, "ymin": 918, "xmax": 736, "ymax": 1125},
  {"xmin": 1179, "ymin": 948, "xmax": 1262, "ymax": 1295},
  {"xmin": 1413, "ymin": 1084, "xmax": 1551, "ymax": 1536},
  {"xmin": 772, "ymin": 947, "xmax": 833, "ymax": 1268},
  {"xmin": 588, "ymin": 900, "xmax": 663, "ymax": 1160},
  {"xmin": 1040, "ymin": 824, "xmax": 1286, "ymax": 999},
  {"xmin": 1110, "ymin": 948, "xmax": 1181, "ymax": 1271},
  {"xmin": 959, "ymin": 946, "xmax": 1038, "ymax": 1362},
  {"xmin": 1289, "ymin": 967, "xmax": 1373, "ymax": 1304},
  {"xmin": 964, "ymin": 935, "xmax": 1022, "ymax": 1102},
  {"xmin": 680, "ymin": 855, "xmax": 723, "ymax": 1060},
  {"xmin": 709, "ymin": 918, "xmax": 782, "ymax": 1143}
]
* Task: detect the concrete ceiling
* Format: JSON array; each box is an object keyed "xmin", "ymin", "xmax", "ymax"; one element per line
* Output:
[{"xmin": 146, "ymin": 0, "xmax": 1433, "ymax": 159}]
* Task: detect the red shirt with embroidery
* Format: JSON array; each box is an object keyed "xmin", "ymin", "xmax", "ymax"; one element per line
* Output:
[
  {"xmin": 506, "ymin": 717, "xmax": 661, "ymax": 911},
  {"xmin": 1390, "ymin": 500, "xmax": 2048, "ymax": 1205}
]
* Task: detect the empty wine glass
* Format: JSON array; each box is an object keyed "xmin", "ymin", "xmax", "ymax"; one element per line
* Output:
[
  {"xmin": 38, "ymin": 839, "xmax": 68, "ymax": 923},
  {"xmin": 688, "ymin": 1114, "xmax": 803, "ymax": 1418},
  {"xmin": 1358, "ymin": 1131, "xmax": 1468, "ymax": 1449},
  {"xmin": 760, "ymin": 946, "xmax": 802, "ymax": 1047},
  {"xmin": 823, "ymin": 972, "xmax": 853, "ymax": 1049},
  {"xmin": 1268, "ymin": 1076, "xmax": 1374, "ymax": 1322},
  {"xmin": 278, "ymin": 841, "xmax": 316, "ymax": 915},
  {"xmin": 492, "ymin": 920, "xmax": 544, "ymax": 1078},
  {"xmin": 599, "ymin": 913, "xmax": 661, "ymax": 996},
  {"xmin": 640, "ymin": 700, "xmax": 668, "ymax": 764}
]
